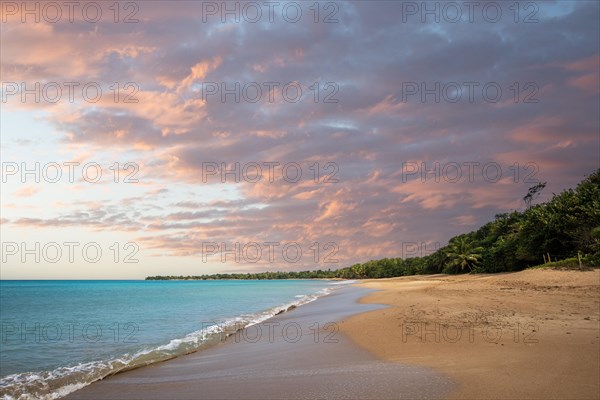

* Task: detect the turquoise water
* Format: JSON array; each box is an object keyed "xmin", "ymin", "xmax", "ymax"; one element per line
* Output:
[{"xmin": 0, "ymin": 280, "xmax": 338, "ymax": 399}]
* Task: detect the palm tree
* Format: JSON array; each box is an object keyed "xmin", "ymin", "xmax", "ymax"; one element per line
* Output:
[{"xmin": 445, "ymin": 237, "xmax": 484, "ymax": 272}]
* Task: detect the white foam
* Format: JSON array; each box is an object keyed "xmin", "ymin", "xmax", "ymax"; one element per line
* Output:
[{"xmin": 328, "ymin": 280, "xmax": 356, "ymax": 285}]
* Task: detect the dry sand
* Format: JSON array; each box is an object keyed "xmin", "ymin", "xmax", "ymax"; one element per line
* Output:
[{"xmin": 340, "ymin": 269, "xmax": 600, "ymax": 399}]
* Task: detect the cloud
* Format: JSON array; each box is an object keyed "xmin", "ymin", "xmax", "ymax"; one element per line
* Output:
[
  {"xmin": 2, "ymin": 1, "xmax": 599, "ymax": 273},
  {"xmin": 14, "ymin": 186, "xmax": 40, "ymax": 197}
]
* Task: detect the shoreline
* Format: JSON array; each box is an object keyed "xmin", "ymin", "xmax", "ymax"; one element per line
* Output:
[
  {"xmin": 340, "ymin": 269, "xmax": 600, "ymax": 399},
  {"xmin": 40, "ymin": 269, "xmax": 600, "ymax": 399},
  {"xmin": 0, "ymin": 281, "xmax": 337, "ymax": 400},
  {"xmin": 65, "ymin": 285, "xmax": 454, "ymax": 399}
]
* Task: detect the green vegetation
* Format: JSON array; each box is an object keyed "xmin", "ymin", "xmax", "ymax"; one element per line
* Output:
[
  {"xmin": 146, "ymin": 169, "xmax": 600, "ymax": 281},
  {"xmin": 444, "ymin": 237, "xmax": 484, "ymax": 272},
  {"xmin": 529, "ymin": 257, "xmax": 581, "ymax": 270}
]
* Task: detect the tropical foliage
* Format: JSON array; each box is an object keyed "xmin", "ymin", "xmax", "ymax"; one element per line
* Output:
[{"xmin": 444, "ymin": 237, "xmax": 484, "ymax": 273}]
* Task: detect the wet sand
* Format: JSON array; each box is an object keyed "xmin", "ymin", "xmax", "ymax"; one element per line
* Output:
[
  {"xmin": 341, "ymin": 269, "xmax": 600, "ymax": 399},
  {"xmin": 66, "ymin": 286, "xmax": 454, "ymax": 399}
]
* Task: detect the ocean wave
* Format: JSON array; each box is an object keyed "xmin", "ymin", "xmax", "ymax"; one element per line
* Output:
[
  {"xmin": 328, "ymin": 280, "xmax": 356, "ymax": 285},
  {"xmin": 0, "ymin": 286, "xmax": 335, "ymax": 400}
]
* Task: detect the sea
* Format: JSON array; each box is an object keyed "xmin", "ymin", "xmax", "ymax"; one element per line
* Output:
[{"xmin": 0, "ymin": 279, "xmax": 346, "ymax": 399}]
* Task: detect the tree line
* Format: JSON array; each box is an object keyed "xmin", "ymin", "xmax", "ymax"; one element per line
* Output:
[{"xmin": 146, "ymin": 169, "xmax": 600, "ymax": 280}]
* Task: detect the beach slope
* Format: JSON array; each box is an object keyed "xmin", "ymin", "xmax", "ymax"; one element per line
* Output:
[{"xmin": 340, "ymin": 269, "xmax": 600, "ymax": 399}]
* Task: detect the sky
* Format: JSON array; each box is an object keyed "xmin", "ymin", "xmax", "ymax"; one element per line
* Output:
[{"xmin": 0, "ymin": 1, "xmax": 599, "ymax": 279}]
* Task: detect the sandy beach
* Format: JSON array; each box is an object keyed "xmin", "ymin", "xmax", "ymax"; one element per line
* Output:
[
  {"xmin": 63, "ymin": 269, "xmax": 600, "ymax": 399},
  {"xmin": 341, "ymin": 269, "xmax": 600, "ymax": 399}
]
